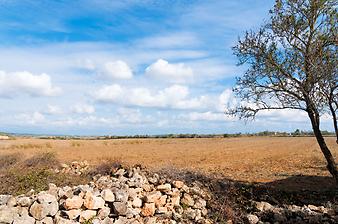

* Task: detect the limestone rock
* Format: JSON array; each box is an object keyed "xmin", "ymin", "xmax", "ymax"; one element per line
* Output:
[
  {"xmin": 13, "ymin": 214, "xmax": 35, "ymax": 224},
  {"xmin": 17, "ymin": 196, "xmax": 31, "ymax": 207},
  {"xmin": 113, "ymin": 189, "xmax": 128, "ymax": 202},
  {"xmin": 36, "ymin": 217, "xmax": 54, "ymax": 224},
  {"xmin": 144, "ymin": 191, "xmax": 161, "ymax": 203},
  {"xmin": 6, "ymin": 196, "xmax": 17, "ymax": 207},
  {"xmin": 157, "ymin": 184, "xmax": 171, "ymax": 192},
  {"xmin": 113, "ymin": 202, "xmax": 128, "ymax": 216},
  {"xmin": 0, "ymin": 206, "xmax": 17, "ymax": 223},
  {"xmin": 64, "ymin": 196, "xmax": 83, "ymax": 210},
  {"xmin": 255, "ymin": 201, "xmax": 273, "ymax": 212},
  {"xmin": 97, "ymin": 206, "xmax": 110, "ymax": 219},
  {"xmin": 181, "ymin": 193, "xmax": 194, "ymax": 207},
  {"xmin": 0, "ymin": 195, "xmax": 11, "ymax": 205},
  {"xmin": 141, "ymin": 203, "xmax": 156, "ymax": 217},
  {"xmin": 102, "ymin": 189, "xmax": 115, "ymax": 202},
  {"xmin": 65, "ymin": 209, "xmax": 81, "ymax": 220},
  {"xmin": 247, "ymin": 214, "xmax": 259, "ymax": 224},
  {"xmin": 132, "ymin": 197, "xmax": 143, "ymax": 208},
  {"xmin": 172, "ymin": 181, "xmax": 184, "ymax": 189},
  {"xmin": 84, "ymin": 191, "xmax": 105, "ymax": 209},
  {"xmin": 79, "ymin": 210, "xmax": 97, "ymax": 223}
]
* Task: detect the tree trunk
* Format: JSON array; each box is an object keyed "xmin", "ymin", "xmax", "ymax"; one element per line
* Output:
[
  {"xmin": 307, "ymin": 108, "xmax": 338, "ymax": 185},
  {"xmin": 329, "ymin": 103, "xmax": 338, "ymax": 144}
]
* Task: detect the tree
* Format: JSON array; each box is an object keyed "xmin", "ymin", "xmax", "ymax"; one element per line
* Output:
[{"xmin": 229, "ymin": 0, "xmax": 338, "ymax": 183}]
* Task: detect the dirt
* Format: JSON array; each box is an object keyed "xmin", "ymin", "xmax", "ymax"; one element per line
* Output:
[{"xmin": 1, "ymin": 137, "xmax": 337, "ymax": 188}]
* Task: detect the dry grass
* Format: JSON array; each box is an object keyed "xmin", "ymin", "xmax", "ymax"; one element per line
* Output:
[
  {"xmin": 0, "ymin": 137, "xmax": 337, "ymax": 222},
  {"xmin": 0, "ymin": 152, "xmax": 90, "ymax": 195},
  {"xmin": 0, "ymin": 137, "xmax": 337, "ymax": 185}
]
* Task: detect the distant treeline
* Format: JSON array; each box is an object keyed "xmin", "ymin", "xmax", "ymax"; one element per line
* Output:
[{"xmin": 33, "ymin": 129, "xmax": 335, "ymax": 140}]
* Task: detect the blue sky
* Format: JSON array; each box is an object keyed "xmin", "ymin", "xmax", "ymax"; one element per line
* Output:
[{"xmin": 0, "ymin": 0, "xmax": 333, "ymax": 135}]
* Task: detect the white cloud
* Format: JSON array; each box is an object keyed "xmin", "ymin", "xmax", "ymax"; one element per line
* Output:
[
  {"xmin": 218, "ymin": 88, "xmax": 237, "ymax": 112},
  {"xmin": 117, "ymin": 107, "xmax": 154, "ymax": 124},
  {"xmin": 183, "ymin": 111, "xmax": 234, "ymax": 122},
  {"xmin": 145, "ymin": 59, "xmax": 193, "ymax": 83},
  {"xmin": 99, "ymin": 60, "xmax": 133, "ymax": 80},
  {"xmin": 0, "ymin": 71, "xmax": 61, "ymax": 97},
  {"xmin": 76, "ymin": 58, "xmax": 96, "ymax": 70},
  {"xmin": 71, "ymin": 103, "xmax": 95, "ymax": 114},
  {"xmin": 46, "ymin": 105, "xmax": 63, "ymax": 115},
  {"xmin": 15, "ymin": 112, "xmax": 46, "ymax": 125},
  {"xmin": 93, "ymin": 84, "xmax": 124, "ymax": 102},
  {"xmin": 93, "ymin": 84, "xmax": 209, "ymax": 110},
  {"xmin": 257, "ymin": 109, "xmax": 308, "ymax": 123}
]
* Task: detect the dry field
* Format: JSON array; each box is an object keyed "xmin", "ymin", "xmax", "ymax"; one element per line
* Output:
[{"xmin": 0, "ymin": 136, "xmax": 337, "ymax": 188}]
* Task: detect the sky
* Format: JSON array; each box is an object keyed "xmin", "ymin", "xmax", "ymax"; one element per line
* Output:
[{"xmin": 0, "ymin": 0, "xmax": 334, "ymax": 135}]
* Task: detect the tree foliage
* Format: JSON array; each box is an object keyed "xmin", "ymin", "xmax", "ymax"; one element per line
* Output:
[{"xmin": 229, "ymin": 0, "xmax": 338, "ymax": 182}]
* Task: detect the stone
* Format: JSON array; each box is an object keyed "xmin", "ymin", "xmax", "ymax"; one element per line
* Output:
[
  {"xmin": 102, "ymin": 189, "xmax": 115, "ymax": 202},
  {"xmin": 132, "ymin": 197, "xmax": 143, "ymax": 208},
  {"xmin": 247, "ymin": 214, "xmax": 259, "ymax": 224},
  {"xmin": 156, "ymin": 207, "xmax": 167, "ymax": 214},
  {"xmin": 172, "ymin": 212, "xmax": 182, "ymax": 221},
  {"xmin": 101, "ymin": 217, "xmax": 115, "ymax": 224},
  {"xmin": 48, "ymin": 183, "xmax": 59, "ymax": 197},
  {"xmin": 172, "ymin": 181, "xmax": 184, "ymax": 189},
  {"xmin": 201, "ymin": 207, "xmax": 208, "ymax": 216},
  {"xmin": 143, "ymin": 217, "xmax": 157, "ymax": 224},
  {"xmin": 17, "ymin": 196, "xmax": 31, "ymax": 207},
  {"xmin": 141, "ymin": 203, "xmax": 156, "ymax": 217},
  {"xmin": 37, "ymin": 193, "xmax": 57, "ymax": 204},
  {"xmin": 79, "ymin": 210, "xmax": 97, "ymax": 223},
  {"xmin": 0, "ymin": 195, "xmax": 11, "ymax": 206},
  {"xmin": 167, "ymin": 188, "xmax": 180, "ymax": 197},
  {"xmin": 255, "ymin": 201, "xmax": 273, "ymax": 212},
  {"xmin": 193, "ymin": 198, "xmax": 207, "ymax": 209},
  {"xmin": 171, "ymin": 196, "xmax": 180, "ymax": 206},
  {"xmin": 97, "ymin": 206, "xmax": 110, "ymax": 219},
  {"xmin": 114, "ymin": 189, "xmax": 128, "ymax": 202},
  {"xmin": 30, "ymin": 193, "xmax": 58, "ymax": 220},
  {"xmin": 0, "ymin": 206, "xmax": 17, "ymax": 223},
  {"xmin": 58, "ymin": 186, "xmax": 73, "ymax": 199},
  {"xmin": 29, "ymin": 202, "xmax": 48, "ymax": 220},
  {"xmin": 55, "ymin": 215, "xmax": 78, "ymax": 224},
  {"xmin": 157, "ymin": 184, "xmax": 171, "ymax": 192},
  {"xmin": 64, "ymin": 196, "xmax": 83, "ymax": 210},
  {"xmin": 155, "ymin": 195, "xmax": 167, "ymax": 208},
  {"xmin": 13, "ymin": 215, "xmax": 35, "ymax": 224},
  {"xmin": 115, "ymin": 169, "xmax": 125, "ymax": 176},
  {"xmin": 142, "ymin": 184, "xmax": 152, "ymax": 192},
  {"xmin": 185, "ymin": 208, "xmax": 196, "ymax": 220},
  {"xmin": 84, "ymin": 191, "xmax": 105, "ymax": 209},
  {"xmin": 181, "ymin": 193, "xmax": 194, "ymax": 207},
  {"xmin": 16, "ymin": 207, "xmax": 29, "ymax": 217},
  {"xmin": 195, "ymin": 209, "xmax": 202, "ymax": 221},
  {"xmin": 6, "ymin": 196, "xmax": 17, "ymax": 207},
  {"xmin": 113, "ymin": 202, "xmax": 128, "ymax": 215},
  {"xmin": 144, "ymin": 191, "xmax": 161, "ymax": 203},
  {"xmin": 114, "ymin": 217, "xmax": 128, "ymax": 224},
  {"xmin": 65, "ymin": 209, "xmax": 81, "ymax": 220},
  {"xmin": 36, "ymin": 217, "xmax": 53, "ymax": 224},
  {"xmin": 181, "ymin": 185, "xmax": 190, "ymax": 193}
]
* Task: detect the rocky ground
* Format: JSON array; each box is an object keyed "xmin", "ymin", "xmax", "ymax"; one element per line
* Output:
[
  {"xmin": 0, "ymin": 161, "xmax": 337, "ymax": 224},
  {"xmin": 0, "ymin": 166, "xmax": 211, "ymax": 224}
]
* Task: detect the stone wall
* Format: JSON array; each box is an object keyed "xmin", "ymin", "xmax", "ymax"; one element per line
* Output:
[
  {"xmin": 0, "ymin": 167, "xmax": 211, "ymax": 224},
  {"xmin": 1, "ymin": 164, "xmax": 337, "ymax": 224}
]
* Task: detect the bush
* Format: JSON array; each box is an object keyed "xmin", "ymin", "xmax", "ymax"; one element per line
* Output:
[{"xmin": 24, "ymin": 152, "xmax": 60, "ymax": 168}]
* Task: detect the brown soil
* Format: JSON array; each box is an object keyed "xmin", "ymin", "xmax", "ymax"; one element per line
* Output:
[{"xmin": 1, "ymin": 137, "xmax": 337, "ymax": 186}]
